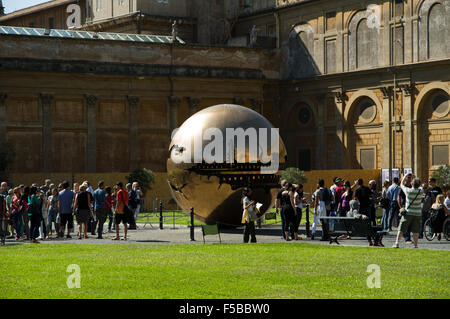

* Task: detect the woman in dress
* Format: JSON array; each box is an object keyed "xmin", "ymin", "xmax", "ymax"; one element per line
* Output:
[
  {"xmin": 73, "ymin": 184, "xmax": 93, "ymax": 239},
  {"xmin": 380, "ymin": 180, "xmax": 391, "ymax": 231},
  {"xmin": 105, "ymin": 186, "xmax": 114, "ymax": 232},
  {"xmin": 46, "ymin": 188, "xmax": 59, "ymax": 238},
  {"xmin": 281, "ymin": 183, "xmax": 298, "ymax": 241}
]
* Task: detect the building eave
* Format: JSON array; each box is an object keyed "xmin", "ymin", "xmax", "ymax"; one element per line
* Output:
[{"xmin": 0, "ymin": 0, "xmax": 78, "ymax": 22}]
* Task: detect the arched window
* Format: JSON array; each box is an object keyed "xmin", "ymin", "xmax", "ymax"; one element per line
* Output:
[
  {"xmin": 356, "ymin": 18, "xmax": 379, "ymax": 69},
  {"xmin": 348, "ymin": 10, "xmax": 380, "ymax": 70},
  {"xmin": 428, "ymin": 3, "xmax": 447, "ymax": 59},
  {"xmin": 418, "ymin": 0, "xmax": 450, "ymax": 60},
  {"xmin": 356, "ymin": 97, "xmax": 377, "ymax": 123},
  {"xmin": 288, "ymin": 25, "xmax": 319, "ymax": 78}
]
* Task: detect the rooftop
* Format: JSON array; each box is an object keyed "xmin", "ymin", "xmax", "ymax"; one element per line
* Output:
[
  {"xmin": 0, "ymin": 25, "xmax": 185, "ymax": 44},
  {"xmin": 0, "ymin": 0, "xmax": 76, "ymax": 22}
]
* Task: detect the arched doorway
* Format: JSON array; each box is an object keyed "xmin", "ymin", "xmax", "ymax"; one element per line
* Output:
[
  {"xmin": 416, "ymin": 87, "xmax": 450, "ymax": 179},
  {"xmin": 345, "ymin": 92, "xmax": 382, "ymax": 169}
]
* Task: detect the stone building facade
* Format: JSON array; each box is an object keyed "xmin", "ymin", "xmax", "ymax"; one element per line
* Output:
[{"xmin": 0, "ymin": 0, "xmax": 449, "ymax": 181}]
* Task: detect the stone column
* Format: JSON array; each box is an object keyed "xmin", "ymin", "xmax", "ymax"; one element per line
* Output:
[
  {"xmin": 380, "ymin": 86, "xmax": 393, "ymax": 173},
  {"xmin": 334, "ymin": 91, "xmax": 347, "ymax": 169},
  {"xmin": 0, "ymin": 93, "xmax": 7, "ymax": 144},
  {"xmin": 40, "ymin": 93, "xmax": 53, "ymax": 173},
  {"xmin": 411, "ymin": 16, "xmax": 419, "ymax": 63},
  {"xmin": 400, "ymin": 84, "xmax": 414, "ymax": 171},
  {"xmin": 187, "ymin": 97, "xmax": 200, "ymax": 116},
  {"xmin": 85, "ymin": 95, "xmax": 97, "ymax": 173},
  {"xmin": 128, "ymin": 96, "xmax": 140, "ymax": 171},
  {"xmin": 316, "ymin": 94, "xmax": 326, "ymax": 170},
  {"xmin": 168, "ymin": 96, "xmax": 181, "ymax": 137},
  {"xmin": 342, "ymin": 31, "xmax": 349, "ymax": 71},
  {"xmin": 403, "ymin": 2, "xmax": 413, "ymax": 64}
]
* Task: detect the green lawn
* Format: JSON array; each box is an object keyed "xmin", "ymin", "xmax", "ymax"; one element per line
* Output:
[
  {"xmin": 0, "ymin": 243, "xmax": 448, "ymax": 299},
  {"xmin": 137, "ymin": 207, "xmax": 384, "ymax": 227},
  {"xmin": 136, "ymin": 208, "xmax": 318, "ymax": 227}
]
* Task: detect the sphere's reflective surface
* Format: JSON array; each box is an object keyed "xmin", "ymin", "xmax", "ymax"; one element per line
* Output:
[{"xmin": 167, "ymin": 104, "xmax": 287, "ymax": 225}]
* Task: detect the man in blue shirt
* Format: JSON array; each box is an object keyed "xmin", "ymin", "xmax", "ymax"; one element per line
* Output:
[
  {"xmin": 93, "ymin": 181, "xmax": 107, "ymax": 239},
  {"xmin": 58, "ymin": 181, "xmax": 74, "ymax": 238},
  {"xmin": 386, "ymin": 177, "xmax": 402, "ymax": 231}
]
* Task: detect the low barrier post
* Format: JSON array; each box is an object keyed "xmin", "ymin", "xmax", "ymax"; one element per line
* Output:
[
  {"xmin": 305, "ymin": 204, "xmax": 310, "ymax": 237},
  {"xmin": 190, "ymin": 207, "xmax": 195, "ymax": 241},
  {"xmin": 159, "ymin": 201, "xmax": 163, "ymax": 230}
]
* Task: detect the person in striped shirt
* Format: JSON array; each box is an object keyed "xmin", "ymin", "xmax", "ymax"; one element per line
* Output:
[{"xmin": 393, "ymin": 173, "xmax": 423, "ymax": 249}]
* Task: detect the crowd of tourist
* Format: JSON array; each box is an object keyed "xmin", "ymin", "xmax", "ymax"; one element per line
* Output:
[
  {"xmin": 2, "ymin": 174, "xmax": 449, "ymax": 247},
  {"xmin": 272, "ymin": 175, "xmax": 449, "ymax": 248},
  {"xmin": 0, "ymin": 179, "xmax": 143, "ymax": 243}
]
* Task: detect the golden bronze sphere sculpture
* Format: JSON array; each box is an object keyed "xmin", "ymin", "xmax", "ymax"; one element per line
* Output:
[{"xmin": 167, "ymin": 104, "xmax": 287, "ymax": 225}]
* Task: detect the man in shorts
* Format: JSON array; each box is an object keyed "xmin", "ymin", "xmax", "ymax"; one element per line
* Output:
[
  {"xmin": 393, "ymin": 174, "xmax": 423, "ymax": 249},
  {"xmin": 58, "ymin": 181, "xmax": 74, "ymax": 239},
  {"xmin": 113, "ymin": 182, "xmax": 129, "ymax": 241}
]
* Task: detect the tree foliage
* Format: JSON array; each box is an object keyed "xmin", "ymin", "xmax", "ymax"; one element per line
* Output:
[
  {"xmin": 126, "ymin": 168, "xmax": 155, "ymax": 194},
  {"xmin": 431, "ymin": 165, "xmax": 450, "ymax": 188},
  {"xmin": 280, "ymin": 167, "xmax": 308, "ymax": 185}
]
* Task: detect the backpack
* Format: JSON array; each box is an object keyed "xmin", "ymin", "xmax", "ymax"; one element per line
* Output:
[
  {"xmin": 320, "ymin": 188, "xmax": 331, "ymax": 206},
  {"xmin": 380, "ymin": 196, "xmax": 390, "ymax": 209},
  {"xmin": 0, "ymin": 195, "xmax": 5, "ymax": 218},
  {"xmin": 128, "ymin": 189, "xmax": 137, "ymax": 209}
]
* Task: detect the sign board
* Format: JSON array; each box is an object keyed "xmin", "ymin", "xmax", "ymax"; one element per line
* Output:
[{"xmin": 381, "ymin": 168, "xmax": 400, "ymax": 183}]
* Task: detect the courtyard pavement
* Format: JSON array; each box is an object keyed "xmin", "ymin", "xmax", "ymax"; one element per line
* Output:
[{"xmin": 3, "ymin": 223, "xmax": 450, "ymax": 250}]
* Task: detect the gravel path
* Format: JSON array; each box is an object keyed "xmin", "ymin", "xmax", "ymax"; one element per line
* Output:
[{"xmin": 3, "ymin": 223, "xmax": 450, "ymax": 250}]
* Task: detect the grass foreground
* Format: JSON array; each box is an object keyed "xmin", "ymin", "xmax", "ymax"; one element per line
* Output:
[{"xmin": 0, "ymin": 243, "xmax": 449, "ymax": 299}]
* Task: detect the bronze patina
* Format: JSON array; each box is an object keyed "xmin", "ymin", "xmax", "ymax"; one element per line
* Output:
[{"xmin": 167, "ymin": 104, "xmax": 287, "ymax": 225}]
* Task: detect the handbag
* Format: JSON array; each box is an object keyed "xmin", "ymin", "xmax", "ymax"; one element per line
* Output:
[{"xmin": 380, "ymin": 197, "xmax": 390, "ymax": 209}]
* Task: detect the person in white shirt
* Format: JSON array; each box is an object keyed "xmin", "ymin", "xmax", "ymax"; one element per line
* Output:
[
  {"xmin": 294, "ymin": 184, "xmax": 305, "ymax": 238},
  {"xmin": 242, "ymin": 187, "xmax": 258, "ymax": 243},
  {"xmin": 132, "ymin": 182, "xmax": 142, "ymax": 224},
  {"xmin": 445, "ymin": 190, "xmax": 450, "ymax": 210}
]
